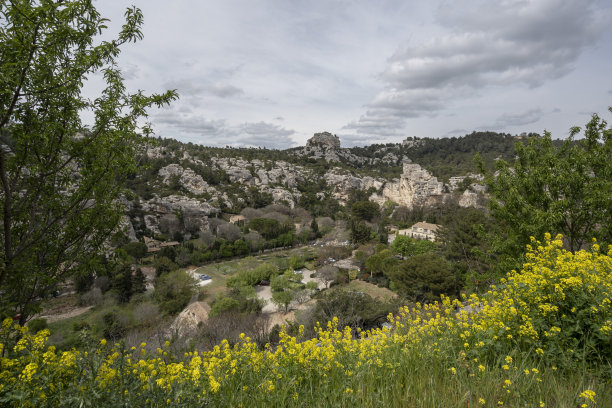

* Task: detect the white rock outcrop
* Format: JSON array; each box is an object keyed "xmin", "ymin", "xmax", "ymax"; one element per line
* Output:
[{"xmin": 371, "ymin": 160, "xmax": 444, "ymax": 209}]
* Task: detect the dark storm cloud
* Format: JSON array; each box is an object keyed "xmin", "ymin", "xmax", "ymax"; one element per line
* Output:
[{"xmin": 349, "ymin": 0, "xmax": 609, "ymax": 138}]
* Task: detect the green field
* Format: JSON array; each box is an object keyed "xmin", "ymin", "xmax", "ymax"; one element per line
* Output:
[{"xmin": 190, "ymin": 246, "xmax": 317, "ymax": 301}]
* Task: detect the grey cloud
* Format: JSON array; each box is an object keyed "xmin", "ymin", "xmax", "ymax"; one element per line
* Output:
[
  {"xmin": 480, "ymin": 108, "xmax": 543, "ymax": 130},
  {"xmin": 234, "ymin": 122, "xmax": 296, "ymax": 149},
  {"xmin": 163, "ymin": 80, "xmax": 204, "ymax": 97},
  {"xmin": 121, "ymin": 63, "xmax": 140, "ymax": 80},
  {"xmin": 154, "ymin": 111, "xmax": 226, "ymax": 136},
  {"xmin": 154, "ymin": 111, "xmax": 295, "ymax": 149},
  {"xmin": 343, "ymin": 111, "xmax": 406, "ymax": 136},
  {"xmin": 370, "ymin": 88, "xmax": 452, "ymax": 115},
  {"xmin": 608, "ymin": 90, "xmax": 612, "ymax": 94},
  {"xmin": 445, "ymin": 128, "xmax": 469, "ymax": 136},
  {"xmin": 337, "ymin": 132, "xmax": 392, "ymax": 147},
  {"xmin": 208, "ymin": 83, "xmax": 244, "ymax": 98},
  {"xmin": 348, "ymin": 0, "xmax": 608, "ymax": 138},
  {"xmin": 164, "ymin": 80, "xmax": 244, "ymax": 99}
]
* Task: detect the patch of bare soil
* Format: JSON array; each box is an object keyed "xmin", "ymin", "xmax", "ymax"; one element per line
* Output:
[{"xmin": 37, "ymin": 306, "xmax": 93, "ymax": 323}]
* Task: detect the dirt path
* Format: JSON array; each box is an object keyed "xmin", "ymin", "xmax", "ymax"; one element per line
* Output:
[{"xmin": 36, "ymin": 306, "xmax": 93, "ymax": 324}]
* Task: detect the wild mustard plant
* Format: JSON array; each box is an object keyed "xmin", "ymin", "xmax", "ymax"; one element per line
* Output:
[{"xmin": 0, "ymin": 234, "xmax": 609, "ymax": 407}]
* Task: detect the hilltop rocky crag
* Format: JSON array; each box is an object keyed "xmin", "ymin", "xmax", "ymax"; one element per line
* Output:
[{"xmin": 124, "ymin": 132, "xmax": 491, "ymax": 240}]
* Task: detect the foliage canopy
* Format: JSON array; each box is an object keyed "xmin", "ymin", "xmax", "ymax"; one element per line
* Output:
[
  {"xmin": 0, "ymin": 1, "xmax": 177, "ymax": 322},
  {"xmin": 480, "ymin": 110, "xmax": 611, "ymax": 272}
]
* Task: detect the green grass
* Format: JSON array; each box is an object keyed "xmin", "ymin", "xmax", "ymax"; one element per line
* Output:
[{"xmin": 190, "ymin": 247, "xmax": 317, "ymax": 301}]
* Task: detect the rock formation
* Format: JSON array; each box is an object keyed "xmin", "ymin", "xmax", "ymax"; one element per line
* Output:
[
  {"xmin": 372, "ymin": 159, "xmax": 444, "ymax": 209},
  {"xmin": 306, "ymin": 132, "xmax": 341, "ymax": 149},
  {"xmin": 324, "ymin": 170, "xmax": 384, "ymax": 205},
  {"xmin": 169, "ymin": 301, "xmax": 210, "ymax": 338}
]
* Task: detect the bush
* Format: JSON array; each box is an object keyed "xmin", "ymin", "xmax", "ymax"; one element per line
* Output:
[
  {"xmin": 391, "ymin": 235, "xmax": 436, "ymax": 257},
  {"xmin": 132, "ymin": 302, "xmax": 160, "ymax": 328},
  {"xmin": 154, "ymin": 256, "xmax": 178, "ymax": 277},
  {"xmin": 100, "ymin": 308, "xmax": 129, "ymax": 340},
  {"xmin": 27, "ymin": 318, "xmax": 48, "ymax": 333},
  {"xmin": 80, "ymin": 287, "xmax": 103, "ymax": 306},
  {"xmin": 351, "ymin": 201, "xmax": 380, "ymax": 221},
  {"xmin": 122, "ymin": 241, "xmax": 148, "ymax": 260},
  {"xmin": 210, "ymin": 287, "xmax": 263, "ymax": 317},
  {"xmin": 462, "ymin": 235, "xmax": 612, "ymax": 364},
  {"xmin": 154, "ymin": 270, "xmax": 196, "ymax": 315},
  {"xmin": 389, "ymin": 254, "xmax": 457, "ymax": 302}
]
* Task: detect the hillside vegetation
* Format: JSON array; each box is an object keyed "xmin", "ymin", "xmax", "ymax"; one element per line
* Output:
[{"xmin": 1, "ymin": 236, "xmax": 610, "ymax": 407}]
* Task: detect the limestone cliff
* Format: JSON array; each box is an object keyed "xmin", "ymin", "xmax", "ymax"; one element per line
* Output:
[{"xmin": 371, "ymin": 159, "xmax": 445, "ymax": 209}]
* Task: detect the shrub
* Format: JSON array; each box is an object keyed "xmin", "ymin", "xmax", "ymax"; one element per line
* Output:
[
  {"xmin": 80, "ymin": 287, "xmax": 103, "ymax": 307},
  {"xmin": 100, "ymin": 308, "xmax": 129, "ymax": 340},
  {"xmin": 391, "ymin": 235, "xmax": 436, "ymax": 257},
  {"xmin": 0, "ymin": 235, "xmax": 609, "ymax": 407},
  {"xmin": 154, "ymin": 270, "xmax": 196, "ymax": 315},
  {"xmin": 27, "ymin": 318, "xmax": 48, "ymax": 334},
  {"xmin": 132, "ymin": 302, "xmax": 160, "ymax": 328},
  {"xmin": 389, "ymin": 253, "xmax": 457, "ymax": 302},
  {"xmin": 461, "ymin": 234, "xmax": 612, "ymax": 364},
  {"xmin": 154, "ymin": 256, "xmax": 178, "ymax": 277},
  {"xmin": 122, "ymin": 242, "xmax": 148, "ymax": 260}
]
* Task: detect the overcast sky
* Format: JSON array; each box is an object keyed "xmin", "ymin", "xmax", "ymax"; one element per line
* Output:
[{"xmin": 93, "ymin": 0, "xmax": 612, "ymax": 149}]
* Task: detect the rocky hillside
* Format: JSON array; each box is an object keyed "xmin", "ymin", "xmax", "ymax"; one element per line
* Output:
[{"xmin": 121, "ymin": 131, "xmax": 516, "ymax": 241}]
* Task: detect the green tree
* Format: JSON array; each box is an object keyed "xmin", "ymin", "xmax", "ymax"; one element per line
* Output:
[
  {"xmin": 248, "ymin": 218, "xmax": 293, "ymax": 240},
  {"xmin": 310, "ymin": 288, "xmax": 398, "ymax": 331},
  {"xmin": 480, "ymin": 111, "xmax": 611, "ymax": 273},
  {"xmin": 310, "ymin": 218, "xmax": 319, "ymax": 237},
  {"xmin": 389, "ymin": 254, "xmax": 458, "ymax": 302},
  {"xmin": 271, "ymin": 290, "xmax": 293, "ymax": 313},
  {"xmin": 351, "ymin": 201, "xmax": 380, "ymax": 221},
  {"xmin": 154, "ymin": 270, "xmax": 196, "ymax": 315},
  {"xmin": 350, "ymin": 220, "xmax": 372, "ymax": 244},
  {"xmin": 233, "ymin": 239, "xmax": 250, "ymax": 256},
  {"xmin": 122, "ymin": 242, "xmax": 148, "ymax": 260},
  {"xmin": 132, "ymin": 268, "xmax": 147, "ymax": 295},
  {"xmin": 437, "ymin": 207, "xmax": 495, "ymax": 290},
  {"xmin": 391, "ymin": 235, "xmax": 435, "ymax": 258},
  {"xmin": 0, "ymin": 2, "xmax": 177, "ymax": 323},
  {"xmin": 365, "ymin": 249, "xmax": 397, "ymax": 277},
  {"xmin": 288, "ymin": 255, "xmax": 304, "ymax": 270},
  {"xmin": 154, "ymin": 256, "xmax": 178, "ymax": 277},
  {"xmin": 113, "ymin": 264, "xmax": 133, "ymax": 304}
]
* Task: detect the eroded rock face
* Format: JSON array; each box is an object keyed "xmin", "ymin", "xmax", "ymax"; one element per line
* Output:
[
  {"xmin": 306, "ymin": 132, "xmax": 341, "ymax": 149},
  {"xmin": 458, "ymin": 184, "xmax": 487, "ymax": 209},
  {"xmin": 141, "ymin": 195, "xmax": 220, "ymax": 234},
  {"xmin": 371, "ymin": 160, "xmax": 444, "ymax": 209},
  {"xmin": 119, "ymin": 215, "xmax": 138, "ymax": 242},
  {"xmin": 158, "ymin": 164, "xmax": 212, "ymax": 195},
  {"xmin": 267, "ymin": 187, "xmax": 300, "ymax": 208},
  {"xmin": 324, "ymin": 170, "xmax": 384, "ymax": 205},
  {"xmin": 169, "ymin": 301, "xmax": 210, "ymax": 338}
]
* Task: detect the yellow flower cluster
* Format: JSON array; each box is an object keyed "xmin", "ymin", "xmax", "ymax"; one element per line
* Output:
[{"xmin": 0, "ymin": 235, "xmax": 609, "ymax": 406}]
